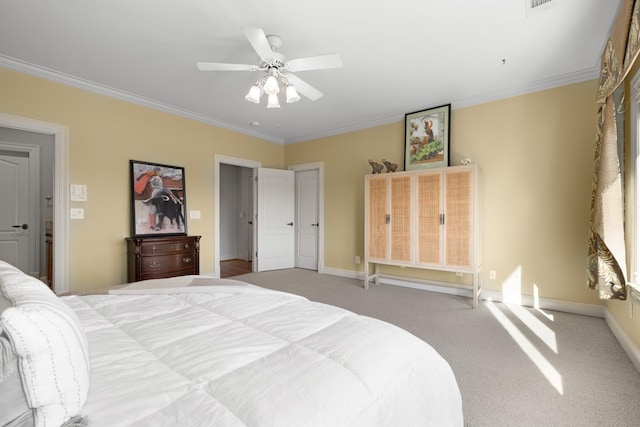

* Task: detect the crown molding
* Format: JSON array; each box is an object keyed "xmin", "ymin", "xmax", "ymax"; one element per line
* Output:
[
  {"xmin": 285, "ymin": 67, "xmax": 600, "ymax": 144},
  {"xmin": 0, "ymin": 55, "xmax": 285, "ymax": 144},
  {"xmin": 452, "ymin": 67, "xmax": 601, "ymax": 109},
  {"xmin": 1, "ymin": 54, "xmax": 598, "ymax": 146}
]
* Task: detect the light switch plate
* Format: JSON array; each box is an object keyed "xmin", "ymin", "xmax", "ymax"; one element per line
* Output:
[
  {"xmin": 70, "ymin": 184, "xmax": 87, "ymax": 201},
  {"xmin": 70, "ymin": 208, "xmax": 84, "ymax": 219}
]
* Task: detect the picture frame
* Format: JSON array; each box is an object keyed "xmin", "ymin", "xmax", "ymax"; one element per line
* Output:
[
  {"xmin": 130, "ymin": 160, "xmax": 187, "ymax": 237},
  {"xmin": 404, "ymin": 104, "xmax": 451, "ymax": 171}
]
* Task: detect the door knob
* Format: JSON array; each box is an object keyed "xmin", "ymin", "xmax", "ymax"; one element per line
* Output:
[
  {"xmin": 12, "ymin": 224, "xmax": 28, "ymax": 230},
  {"xmin": 311, "ymin": 223, "xmax": 319, "ymax": 227},
  {"xmin": 287, "ymin": 222, "xmax": 294, "ymax": 226}
]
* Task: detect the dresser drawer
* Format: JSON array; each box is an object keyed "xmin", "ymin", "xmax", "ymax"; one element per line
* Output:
[
  {"xmin": 139, "ymin": 240, "xmax": 195, "ymax": 255},
  {"xmin": 139, "ymin": 254, "xmax": 195, "ymax": 280},
  {"xmin": 142, "ymin": 253, "xmax": 195, "ymax": 272}
]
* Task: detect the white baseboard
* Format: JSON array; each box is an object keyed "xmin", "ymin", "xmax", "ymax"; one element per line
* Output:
[
  {"xmin": 322, "ymin": 266, "xmax": 362, "ymax": 280},
  {"xmin": 603, "ymin": 308, "xmax": 640, "ymax": 373},
  {"xmin": 324, "ymin": 267, "xmax": 603, "ymax": 316},
  {"xmin": 481, "ymin": 289, "xmax": 604, "ymax": 318}
]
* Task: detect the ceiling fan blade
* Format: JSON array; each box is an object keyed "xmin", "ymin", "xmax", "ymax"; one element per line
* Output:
[
  {"xmin": 286, "ymin": 53, "xmax": 343, "ymax": 72},
  {"xmin": 243, "ymin": 27, "xmax": 274, "ymax": 60},
  {"xmin": 197, "ymin": 62, "xmax": 259, "ymax": 71},
  {"xmin": 284, "ymin": 73, "xmax": 323, "ymax": 101}
]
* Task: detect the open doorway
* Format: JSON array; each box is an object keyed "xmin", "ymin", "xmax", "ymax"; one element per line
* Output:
[
  {"xmin": 220, "ymin": 163, "xmax": 254, "ymax": 278},
  {"xmin": 214, "ymin": 155, "xmax": 261, "ymax": 278}
]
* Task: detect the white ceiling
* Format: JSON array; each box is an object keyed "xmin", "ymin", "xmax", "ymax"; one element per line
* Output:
[{"xmin": 0, "ymin": 0, "xmax": 622, "ymax": 144}]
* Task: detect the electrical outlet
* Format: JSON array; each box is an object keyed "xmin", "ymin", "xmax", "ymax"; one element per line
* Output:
[
  {"xmin": 489, "ymin": 270, "xmax": 497, "ymax": 280},
  {"xmin": 355, "ymin": 256, "xmax": 361, "ymax": 264}
]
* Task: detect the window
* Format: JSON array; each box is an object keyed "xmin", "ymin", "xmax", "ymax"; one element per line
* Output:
[{"xmin": 630, "ymin": 71, "xmax": 640, "ymax": 298}]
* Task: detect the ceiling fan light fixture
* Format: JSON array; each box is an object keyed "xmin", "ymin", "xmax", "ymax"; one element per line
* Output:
[
  {"xmin": 245, "ymin": 85, "xmax": 261, "ymax": 103},
  {"xmin": 267, "ymin": 93, "xmax": 281, "ymax": 109},
  {"xmin": 197, "ymin": 27, "xmax": 343, "ymax": 109},
  {"xmin": 264, "ymin": 75, "xmax": 280, "ymax": 95},
  {"xmin": 285, "ymin": 85, "xmax": 300, "ymax": 103}
]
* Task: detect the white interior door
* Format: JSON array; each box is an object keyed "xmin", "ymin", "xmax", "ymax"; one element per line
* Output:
[
  {"xmin": 295, "ymin": 169, "xmax": 319, "ymax": 270},
  {"xmin": 0, "ymin": 152, "xmax": 30, "ymax": 272},
  {"xmin": 256, "ymin": 167, "xmax": 295, "ymax": 271}
]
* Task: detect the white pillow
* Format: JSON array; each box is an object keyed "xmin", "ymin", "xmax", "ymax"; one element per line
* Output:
[
  {"xmin": 0, "ymin": 337, "xmax": 33, "ymax": 426},
  {"xmin": 0, "ymin": 260, "xmax": 89, "ymax": 427}
]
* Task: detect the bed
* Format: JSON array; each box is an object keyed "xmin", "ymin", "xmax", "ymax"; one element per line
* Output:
[{"xmin": 0, "ymin": 260, "xmax": 463, "ymax": 426}]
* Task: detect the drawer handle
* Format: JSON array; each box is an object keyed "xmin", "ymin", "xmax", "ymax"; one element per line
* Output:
[
  {"xmin": 184, "ymin": 243, "xmax": 190, "ymax": 249},
  {"xmin": 152, "ymin": 246, "xmax": 157, "ymax": 252},
  {"xmin": 149, "ymin": 261, "xmax": 161, "ymax": 268},
  {"xmin": 183, "ymin": 257, "xmax": 192, "ymax": 264}
]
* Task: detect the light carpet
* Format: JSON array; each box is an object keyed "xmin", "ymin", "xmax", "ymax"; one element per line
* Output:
[{"xmin": 234, "ymin": 268, "xmax": 640, "ymax": 427}]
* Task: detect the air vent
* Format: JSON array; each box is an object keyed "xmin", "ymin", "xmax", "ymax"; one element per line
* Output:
[{"xmin": 526, "ymin": 0, "xmax": 556, "ymax": 16}]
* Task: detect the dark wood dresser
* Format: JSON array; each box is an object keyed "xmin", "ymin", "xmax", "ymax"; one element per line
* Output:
[{"xmin": 126, "ymin": 235, "xmax": 200, "ymax": 282}]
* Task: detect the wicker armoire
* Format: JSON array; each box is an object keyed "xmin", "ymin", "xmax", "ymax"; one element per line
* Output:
[{"xmin": 364, "ymin": 164, "xmax": 482, "ymax": 307}]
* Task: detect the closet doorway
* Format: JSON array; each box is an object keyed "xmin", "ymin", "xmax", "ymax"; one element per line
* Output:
[{"xmin": 289, "ymin": 162, "xmax": 324, "ymax": 273}]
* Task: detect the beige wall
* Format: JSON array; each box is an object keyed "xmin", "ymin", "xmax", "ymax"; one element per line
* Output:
[
  {"xmin": 286, "ymin": 79, "xmax": 602, "ymax": 306},
  {"xmin": 456, "ymin": 81, "xmax": 599, "ymax": 304},
  {"xmin": 0, "ymin": 67, "xmax": 603, "ymax": 308},
  {"xmin": 0, "ymin": 68, "xmax": 284, "ymax": 291}
]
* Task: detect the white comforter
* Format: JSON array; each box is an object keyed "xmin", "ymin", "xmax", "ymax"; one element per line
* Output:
[{"xmin": 62, "ymin": 276, "xmax": 463, "ymax": 426}]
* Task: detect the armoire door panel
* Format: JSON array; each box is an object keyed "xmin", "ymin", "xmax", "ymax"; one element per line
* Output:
[
  {"xmin": 416, "ymin": 172, "xmax": 442, "ymax": 265},
  {"xmin": 444, "ymin": 169, "xmax": 472, "ymax": 268},
  {"xmin": 390, "ymin": 175, "xmax": 412, "ymax": 263},
  {"xmin": 367, "ymin": 176, "xmax": 388, "ymax": 260}
]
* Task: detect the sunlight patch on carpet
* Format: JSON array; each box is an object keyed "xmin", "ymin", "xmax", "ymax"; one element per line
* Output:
[
  {"xmin": 486, "ymin": 300, "xmax": 563, "ymax": 394},
  {"xmin": 505, "ymin": 303, "xmax": 558, "ymax": 353}
]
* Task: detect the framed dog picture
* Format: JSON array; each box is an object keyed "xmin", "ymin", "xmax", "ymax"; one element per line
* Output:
[
  {"xmin": 130, "ymin": 160, "xmax": 187, "ymax": 237},
  {"xmin": 404, "ymin": 104, "xmax": 451, "ymax": 170}
]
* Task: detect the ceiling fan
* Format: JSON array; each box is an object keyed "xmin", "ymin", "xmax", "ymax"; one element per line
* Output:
[{"xmin": 196, "ymin": 27, "xmax": 342, "ymax": 107}]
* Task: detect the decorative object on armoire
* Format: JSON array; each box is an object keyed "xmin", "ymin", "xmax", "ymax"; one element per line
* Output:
[
  {"xmin": 368, "ymin": 159, "xmax": 384, "ymax": 174},
  {"xmin": 130, "ymin": 160, "xmax": 187, "ymax": 238},
  {"xmin": 404, "ymin": 104, "xmax": 451, "ymax": 171},
  {"xmin": 382, "ymin": 159, "xmax": 398, "ymax": 173},
  {"xmin": 364, "ymin": 164, "xmax": 481, "ymax": 307},
  {"xmin": 126, "ymin": 235, "xmax": 200, "ymax": 282},
  {"xmin": 460, "ymin": 158, "xmax": 472, "ymax": 165}
]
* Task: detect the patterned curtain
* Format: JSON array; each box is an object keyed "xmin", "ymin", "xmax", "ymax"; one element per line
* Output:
[
  {"xmin": 587, "ymin": 97, "xmax": 627, "ymax": 299},
  {"xmin": 588, "ymin": 0, "xmax": 640, "ymax": 300}
]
